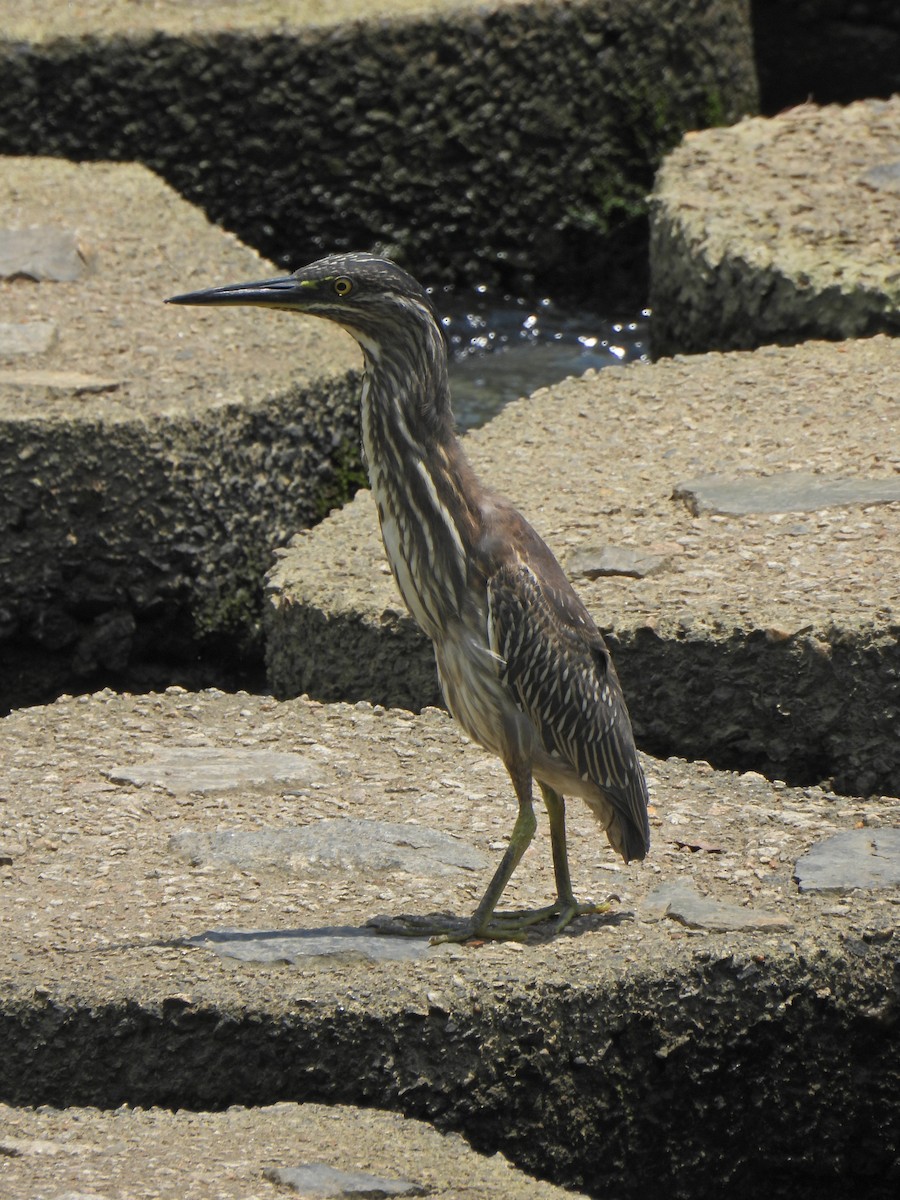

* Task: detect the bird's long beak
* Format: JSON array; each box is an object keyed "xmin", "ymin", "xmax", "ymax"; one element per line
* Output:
[{"xmin": 166, "ymin": 274, "xmax": 302, "ymax": 308}]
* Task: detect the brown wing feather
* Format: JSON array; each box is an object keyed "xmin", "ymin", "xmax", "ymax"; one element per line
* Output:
[{"xmin": 487, "ymin": 560, "xmax": 650, "ymax": 862}]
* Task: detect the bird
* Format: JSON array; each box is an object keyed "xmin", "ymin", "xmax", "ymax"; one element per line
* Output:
[{"xmin": 168, "ymin": 252, "xmax": 650, "ymax": 941}]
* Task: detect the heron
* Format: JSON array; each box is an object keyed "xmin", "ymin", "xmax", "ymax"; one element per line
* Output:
[{"xmin": 168, "ymin": 252, "xmax": 650, "ymax": 941}]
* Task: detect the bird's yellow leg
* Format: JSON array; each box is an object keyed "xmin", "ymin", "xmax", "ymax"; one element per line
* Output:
[
  {"xmin": 368, "ymin": 773, "xmax": 605, "ymax": 944},
  {"xmin": 462, "ymin": 781, "xmax": 538, "ymax": 940},
  {"xmin": 369, "ymin": 766, "xmax": 542, "ymax": 943},
  {"xmin": 539, "ymin": 782, "xmax": 610, "ymax": 933},
  {"xmin": 367, "ymin": 792, "xmax": 536, "ymax": 943}
]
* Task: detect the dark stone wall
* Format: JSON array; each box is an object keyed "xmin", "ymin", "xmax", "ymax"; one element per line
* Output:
[
  {"xmin": 753, "ymin": 1, "xmax": 900, "ymax": 112},
  {"xmin": 0, "ymin": 375, "xmax": 360, "ymax": 710},
  {"xmin": 0, "ymin": 0, "xmax": 758, "ymax": 307}
]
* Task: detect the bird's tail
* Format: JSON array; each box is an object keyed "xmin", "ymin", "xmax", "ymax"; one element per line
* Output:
[{"xmin": 589, "ymin": 771, "xmax": 651, "ymax": 864}]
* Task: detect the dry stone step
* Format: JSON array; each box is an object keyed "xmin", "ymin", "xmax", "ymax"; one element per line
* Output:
[
  {"xmin": 170, "ymin": 817, "xmax": 490, "ymax": 877},
  {"xmin": 266, "ymin": 335, "xmax": 900, "ymax": 796},
  {"xmin": 650, "ymin": 96, "xmax": 900, "ymax": 355},
  {"xmin": 1, "ymin": 687, "xmax": 897, "ymax": 1197},
  {"xmin": 0, "ymin": 1100, "xmax": 581, "ymax": 1200},
  {"xmin": 0, "ymin": 156, "xmax": 359, "ymax": 709}
]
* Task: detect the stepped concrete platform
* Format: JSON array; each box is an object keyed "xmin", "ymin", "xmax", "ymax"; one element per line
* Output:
[
  {"xmin": 650, "ymin": 96, "xmax": 900, "ymax": 355},
  {"xmin": 0, "ymin": 157, "xmax": 359, "ymax": 708},
  {"xmin": 0, "ymin": 1100, "xmax": 586, "ymax": 1200},
  {"xmin": 1, "ymin": 688, "xmax": 898, "ymax": 1197},
  {"xmin": 266, "ymin": 335, "xmax": 900, "ymax": 797},
  {"xmin": 0, "ymin": 0, "xmax": 757, "ymax": 304}
]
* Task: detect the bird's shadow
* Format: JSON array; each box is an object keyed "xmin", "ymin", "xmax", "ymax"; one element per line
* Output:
[
  {"xmin": 56, "ymin": 911, "xmax": 633, "ymax": 958},
  {"xmin": 366, "ymin": 906, "xmax": 634, "ymax": 945}
]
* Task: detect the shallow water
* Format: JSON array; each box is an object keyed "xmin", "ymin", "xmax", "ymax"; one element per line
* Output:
[{"xmin": 434, "ymin": 286, "xmax": 651, "ymax": 429}]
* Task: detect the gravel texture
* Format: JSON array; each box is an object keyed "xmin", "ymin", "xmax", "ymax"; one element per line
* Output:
[
  {"xmin": 1, "ymin": 688, "xmax": 898, "ymax": 1197},
  {"xmin": 266, "ymin": 334, "xmax": 900, "ymax": 795},
  {"xmin": 0, "ymin": 1099, "xmax": 586, "ymax": 1200},
  {"xmin": 650, "ymin": 97, "xmax": 900, "ymax": 354}
]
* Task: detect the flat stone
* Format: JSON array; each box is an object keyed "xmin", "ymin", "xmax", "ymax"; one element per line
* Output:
[
  {"xmin": 0, "ymin": 367, "xmax": 121, "ymax": 394},
  {"xmin": 170, "ymin": 818, "xmax": 489, "ymax": 875},
  {"xmin": 861, "ymin": 160, "xmax": 900, "ymax": 193},
  {"xmin": 106, "ymin": 746, "xmax": 324, "ymax": 794},
  {"xmin": 265, "ymin": 1163, "xmax": 425, "ymax": 1197},
  {"xmin": 794, "ymin": 827, "xmax": 900, "ymax": 893},
  {"xmin": 644, "ymin": 882, "xmax": 792, "ymax": 932},
  {"xmin": 673, "ymin": 472, "xmax": 900, "ymax": 516},
  {"xmin": 0, "ymin": 1101, "xmax": 573, "ymax": 1200},
  {"xmin": 188, "ymin": 926, "xmax": 434, "ymax": 965},
  {"xmin": 567, "ymin": 544, "xmax": 670, "ymax": 579},
  {"xmin": 0, "ymin": 227, "xmax": 86, "ymax": 281},
  {"xmin": 0, "ymin": 320, "xmax": 57, "ymax": 354}
]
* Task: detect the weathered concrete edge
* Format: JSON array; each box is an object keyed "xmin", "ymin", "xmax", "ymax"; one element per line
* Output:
[
  {"xmin": 647, "ymin": 98, "xmax": 900, "ymax": 356},
  {"xmin": 648, "ymin": 193, "xmax": 900, "ymax": 357},
  {"xmin": 1, "ymin": 937, "xmax": 896, "ymax": 1198},
  {"xmin": 265, "ymin": 577, "xmax": 900, "ymax": 797},
  {"xmin": 1, "ymin": 371, "xmax": 362, "ymax": 707}
]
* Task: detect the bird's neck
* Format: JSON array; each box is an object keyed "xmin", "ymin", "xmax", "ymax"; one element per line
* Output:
[{"xmin": 357, "ymin": 324, "xmax": 483, "ymax": 638}]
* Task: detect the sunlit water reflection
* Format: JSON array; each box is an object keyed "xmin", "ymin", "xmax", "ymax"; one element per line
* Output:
[{"xmin": 433, "ymin": 286, "xmax": 651, "ymax": 430}]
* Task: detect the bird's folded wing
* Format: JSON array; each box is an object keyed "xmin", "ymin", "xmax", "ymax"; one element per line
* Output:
[{"xmin": 487, "ymin": 562, "xmax": 649, "ymax": 858}]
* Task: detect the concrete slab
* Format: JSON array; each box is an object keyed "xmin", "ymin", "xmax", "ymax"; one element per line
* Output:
[
  {"xmin": 650, "ymin": 96, "xmax": 900, "ymax": 354},
  {"xmin": 0, "ymin": 157, "xmax": 360, "ymax": 708},
  {"xmin": 1, "ymin": 688, "xmax": 897, "ymax": 1197},
  {"xmin": 0, "ymin": 1100, "xmax": 585, "ymax": 1200},
  {"xmin": 265, "ymin": 335, "xmax": 900, "ymax": 795},
  {"xmin": 0, "ymin": 0, "xmax": 757, "ymax": 304}
]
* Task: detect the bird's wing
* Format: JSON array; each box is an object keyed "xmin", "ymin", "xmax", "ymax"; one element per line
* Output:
[{"xmin": 486, "ymin": 561, "xmax": 650, "ymax": 861}]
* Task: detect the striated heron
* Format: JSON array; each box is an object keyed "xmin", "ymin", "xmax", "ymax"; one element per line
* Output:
[{"xmin": 168, "ymin": 253, "xmax": 650, "ymax": 941}]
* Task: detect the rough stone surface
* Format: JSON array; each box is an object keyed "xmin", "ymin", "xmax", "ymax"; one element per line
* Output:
[
  {"xmin": 0, "ymin": 320, "xmax": 57, "ymax": 354},
  {"xmin": 265, "ymin": 335, "xmax": 900, "ymax": 796},
  {"xmin": 187, "ymin": 927, "xmax": 435, "ymax": 965},
  {"xmin": 650, "ymin": 97, "xmax": 900, "ymax": 355},
  {"xmin": 107, "ymin": 747, "xmax": 326, "ymax": 794},
  {"xmin": 0, "ymin": 0, "xmax": 757, "ymax": 305},
  {"xmin": 567, "ymin": 543, "xmax": 671, "ymax": 579},
  {"xmin": 0, "ymin": 1101, "xmax": 577, "ymax": 1200},
  {"xmin": 0, "ymin": 157, "xmax": 360, "ymax": 710},
  {"xmin": 1, "ymin": 688, "xmax": 898, "ymax": 1199},
  {"xmin": 645, "ymin": 881, "xmax": 792, "ymax": 931},
  {"xmin": 794, "ymin": 828, "xmax": 900, "ymax": 894}
]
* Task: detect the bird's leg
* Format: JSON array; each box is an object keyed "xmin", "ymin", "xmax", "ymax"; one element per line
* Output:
[
  {"xmin": 464, "ymin": 764, "xmax": 538, "ymax": 938},
  {"xmin": 368, "ymin": 765, "xmax": 543, "ymax": 943},
  {"xmin": 538, "ymin": 782, "xmax": 608, "ymax": 932},
  {"xmin": 368, "ymin": 770, "xmax": 605, "ymax": 944}
]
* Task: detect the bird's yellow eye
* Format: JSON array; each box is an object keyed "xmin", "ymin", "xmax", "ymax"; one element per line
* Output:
[{"xmin": 333, "ymin": 277, "xmax": 353, "ymax": 297}]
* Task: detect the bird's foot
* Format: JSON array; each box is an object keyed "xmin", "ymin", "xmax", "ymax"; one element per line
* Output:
[{"xmin": 489, "ymin": 898, "xmax": 611, "ymax": 936}]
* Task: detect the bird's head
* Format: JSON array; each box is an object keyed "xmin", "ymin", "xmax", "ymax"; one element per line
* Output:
[{"xmin": 167, "ymin": 251, "xmax": 441, "ymax": 363}]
